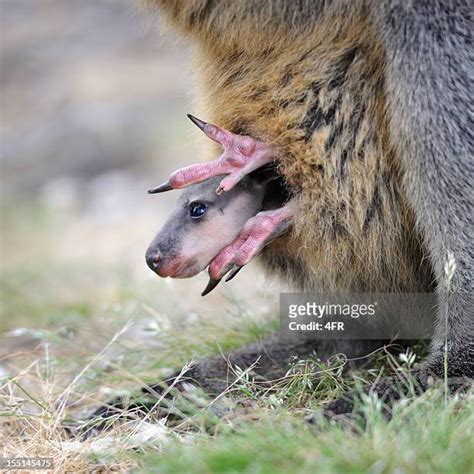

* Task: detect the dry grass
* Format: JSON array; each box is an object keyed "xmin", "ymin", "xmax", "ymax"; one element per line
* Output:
[
  {"xmin": 2, "ymin": 329, "xmax": 472, "ymax": 473},
  {"xmin": 1, "ymin": 205, "xmax": 472, "ymax": 473}
]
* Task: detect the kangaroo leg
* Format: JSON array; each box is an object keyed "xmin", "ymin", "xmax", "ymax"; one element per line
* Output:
[
  {"xmin": 88, "ymin": 336, "xmax": 386, "ymax": 432},
  {"xmin": 379, "ymin": 0, "xmax": 473, "ymax": 385},
  {"xmin": 157, "ymin": 336, "xmax": 385, "ymax": 396},
  {"xmin": 148, "ymin": 115, "xmax": 274, "ymax": 195},
  {"xmin": 202, "ymin": 201, "xmax": 295, "ymax": 296},
  {"xmin": 324, "ymin": 3, "xmax": 474, "ymax": 417}
]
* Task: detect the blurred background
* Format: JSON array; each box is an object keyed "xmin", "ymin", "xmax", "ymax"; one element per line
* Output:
[{"xmin": 0, "ymin": 0, "xmax": 281, "ymax": 377}]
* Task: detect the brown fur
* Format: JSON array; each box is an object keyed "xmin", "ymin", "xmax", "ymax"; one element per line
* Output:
[
  {"xmin": 148, "ymin": 0, "xmax": 434, "ymax": 295},
  {"xmin": 89, "ymin": 2, "xmax": 471, "ymax": 421}
]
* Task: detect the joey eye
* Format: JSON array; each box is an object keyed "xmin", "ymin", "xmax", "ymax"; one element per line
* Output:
[{"xmin": 189, "ymin": 202, "xmax": 207, "ymax": 219}]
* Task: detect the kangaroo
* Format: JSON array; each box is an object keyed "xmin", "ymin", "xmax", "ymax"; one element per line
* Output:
[{"xmin": 91, "ymin": 0, "xmax": 473, "ymax": 424}]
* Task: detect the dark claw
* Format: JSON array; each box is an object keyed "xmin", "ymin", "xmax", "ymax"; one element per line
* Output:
[
  {"xmin": 148, "ymin": 181, "xmax": 173, "ymax": 194},
  {"xmin": 187, "ymin": 113, "xmax": 208, "ymax": 132},
  {"xmin": 201, "ymin": 277, "xmax": 222, "ymax": 296},
  {"xmin": 225, "ymin": 265, "xmax": 243, "ymax": 282}
]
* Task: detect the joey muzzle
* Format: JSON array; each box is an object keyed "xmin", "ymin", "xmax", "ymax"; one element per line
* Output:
[
  {"xmin": 145, "ymin": 247, "xmax": 162, "ymax": 272},
  {"xmin": 145, "ymin": 235, "xmax": 200, "ymax": 279}
]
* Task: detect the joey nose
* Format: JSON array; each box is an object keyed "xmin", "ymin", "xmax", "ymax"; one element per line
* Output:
[{"xmin": 146, "ymin": 249, "xmax": 162, "ymax": 272}]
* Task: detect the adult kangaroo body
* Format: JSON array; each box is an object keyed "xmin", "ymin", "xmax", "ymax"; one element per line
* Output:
[{"xmin": 95, "ymin": 1, "xmax": 473, "ymax": 419}]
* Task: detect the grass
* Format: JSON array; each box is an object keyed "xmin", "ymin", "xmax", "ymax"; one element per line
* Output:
[
  {"xmin": 2, "ymin": 328, "xmax": 472, "ymax": 473},
  {"xmin": 1, "ymin": 204, "xmax": 473, "ymax": 473},
  {"xmin": 141, "ymin": 394, "xmax": 474, "ymax": 474}
]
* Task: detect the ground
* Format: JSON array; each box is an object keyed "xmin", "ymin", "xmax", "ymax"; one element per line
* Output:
[{"xmin": 1, "ymin": 204, "xmax": 473, "ymax": 473}]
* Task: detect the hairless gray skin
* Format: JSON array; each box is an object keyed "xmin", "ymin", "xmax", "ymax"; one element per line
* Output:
[
  {"xmin": 146, "ymin": 175, "xmax": 259, "ymax": 292},
  {"xmin": 146, "ymin": 171, "xmax": 292, "ymax": 295},
  {"xmin": 146, "ymin": 114, "xmax": 294, "ymax": 295}
]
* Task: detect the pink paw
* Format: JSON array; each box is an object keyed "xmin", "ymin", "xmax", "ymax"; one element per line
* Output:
[
  {"xmin": 148, "ymin": 114, "xmax": 274, "ymax": 195},
  {"xmin": 202, "ymin": 203, "xmax": 295, "ymax": 296}
]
